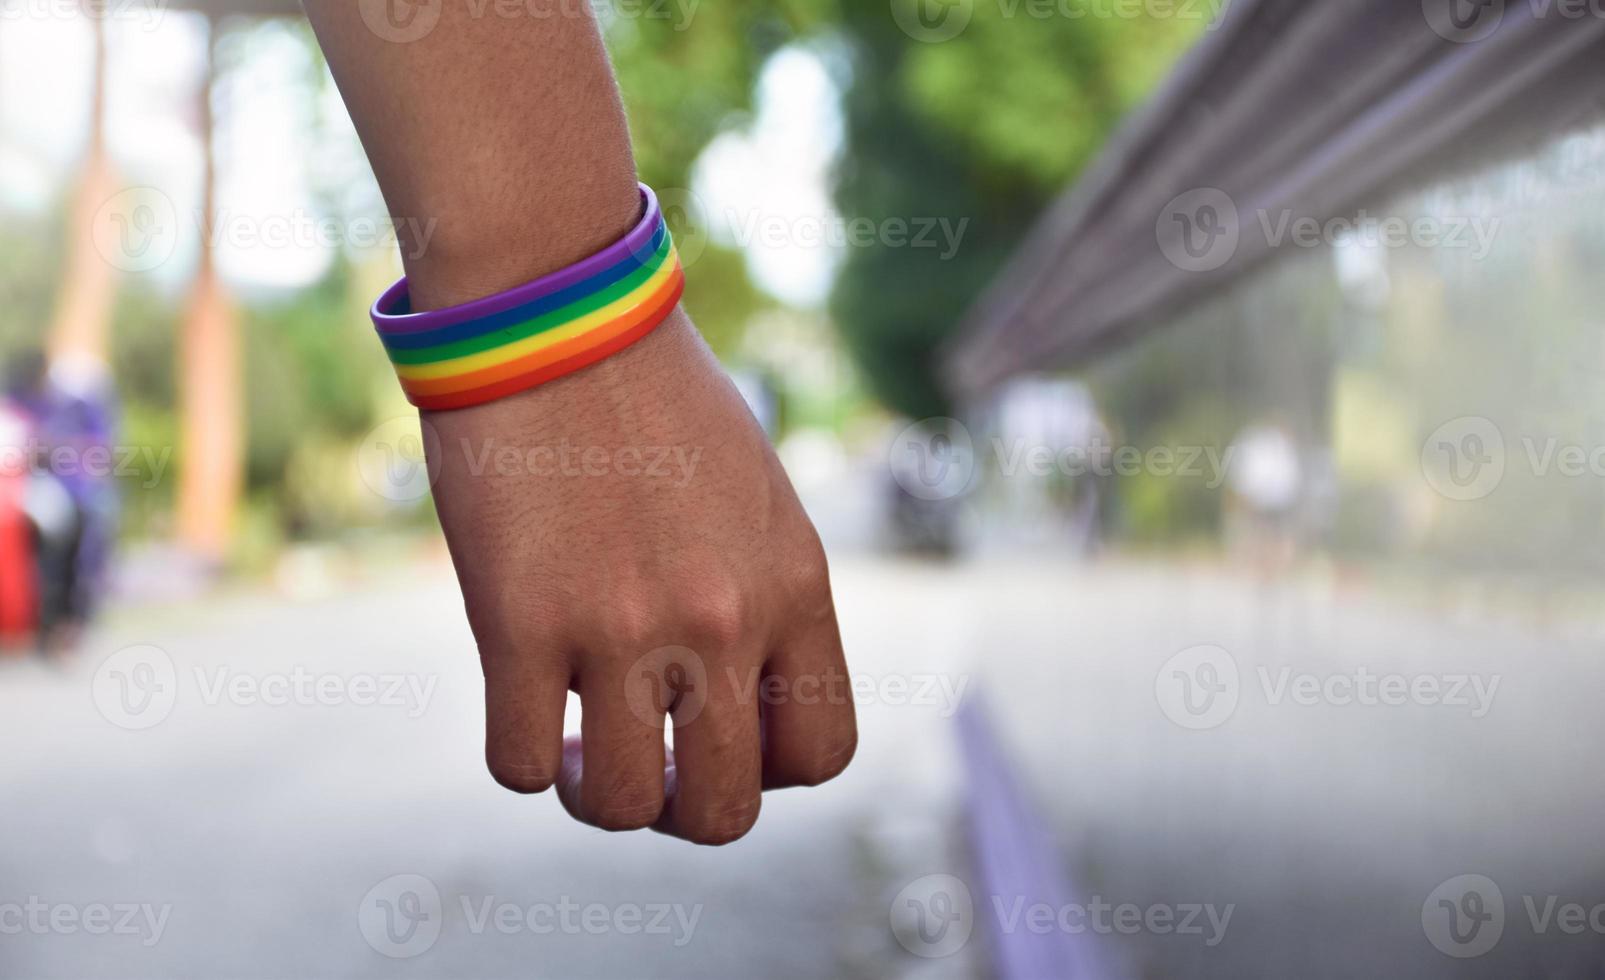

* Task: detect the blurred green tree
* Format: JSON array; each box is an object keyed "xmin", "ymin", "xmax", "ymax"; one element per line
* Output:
[
  {"xmin": 606, "ymin": 0, "xmax": 1200, "ymax": 416},
  {"xmin": 833, "ymin": 1, "xmax": 1202, "ymax": 417}
]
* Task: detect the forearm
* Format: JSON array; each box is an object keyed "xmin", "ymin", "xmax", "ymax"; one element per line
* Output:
[
  {"xmin": 304, "ymin": 2, "xmax": 854, "ymax": 844},
  {"xmin": 302, "ymin": 1, "xmax": 641, "ymax": 311}
]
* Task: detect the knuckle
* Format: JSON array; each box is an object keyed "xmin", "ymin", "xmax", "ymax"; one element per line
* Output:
[
  {"xmin": 586, "ymin": 774, "xmax": 664, "ymax": 831},
  {"xmin": 791, "ymin": 730, "xmax": 857, "ymax": 787},
  {"xmin": 681, "ymin": 584, "xmax": 748, "ymax": 648},
  {"xmin": 785, "ymin": 538, "xmax": 831, "ymax": 594},
  {"xmin": 604, "ymin": 598, "xmax": 659, "ymax": 653},
  {"xmin": 681, "ymin": 799, "xmax": 760, "ymax": 846},
  {"xmin": 486, "ymin": 759, "xmax": 557, "ymax": 795},
  {"xmin": 589, "ymin": 797, "xmax": 663, "ymax": 831}
]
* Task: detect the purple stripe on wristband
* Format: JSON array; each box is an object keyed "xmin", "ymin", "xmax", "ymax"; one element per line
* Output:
[{"xmin": 372, "ymin": 183, "xmax": 663, "ymax": 336}]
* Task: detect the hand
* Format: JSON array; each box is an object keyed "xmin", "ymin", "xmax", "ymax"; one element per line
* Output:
[{"xmin": 424, "ymin": 311, "xmax": 856, "ymax": 845}]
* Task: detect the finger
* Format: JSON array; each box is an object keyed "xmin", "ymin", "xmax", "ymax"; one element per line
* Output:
[
  {"xmin": 762, "ymin": 602, "xmax": 857, "ymax": 790},
  {"xmin": 481, "ymin": 643, "xmax": 571, "ymax": 794},
  {"xmin": 654, "ymin": 674, "xmax": 762, "ymax": 846},
  {"xmin": 556, "ymin": 658, "xmax": 668, "ymax": 831}
]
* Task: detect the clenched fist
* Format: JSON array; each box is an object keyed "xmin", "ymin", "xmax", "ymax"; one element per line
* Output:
[{"xmin": 425, "ymin": 311, "xmax": 856, "ymax": 845}]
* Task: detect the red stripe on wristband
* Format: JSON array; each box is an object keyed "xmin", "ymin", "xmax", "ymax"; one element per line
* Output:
[{"xmin": 404, "ymin": 269, "xmax": 684, "ymax": 411}]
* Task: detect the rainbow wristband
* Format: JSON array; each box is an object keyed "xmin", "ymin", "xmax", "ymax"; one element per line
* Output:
[{"xmin": 370, "ymin": 184, "xmax": 684, "ymax": 411}]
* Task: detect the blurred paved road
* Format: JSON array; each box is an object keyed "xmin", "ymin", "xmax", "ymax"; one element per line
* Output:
[
  {"xmin": 5, "ymin": 551, "xmax": 1605, "ymax": 977},
  {"xmin": 973, "ymin": 560, "xmax": 1605, "ymax": 978},
  {"xmin": 0, "ymin": 556, "xmax": 969, "ymax": 980}
]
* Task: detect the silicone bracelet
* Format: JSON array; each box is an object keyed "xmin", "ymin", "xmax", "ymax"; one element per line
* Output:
[{"xmin": 370, "ymin": 183, "xmax": 682, "ymax": 410}]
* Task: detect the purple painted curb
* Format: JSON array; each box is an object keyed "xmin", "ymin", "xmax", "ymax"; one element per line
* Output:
[{"xmin": 956, "ymin": 695, "xmax": 1127, "ymax": 979}]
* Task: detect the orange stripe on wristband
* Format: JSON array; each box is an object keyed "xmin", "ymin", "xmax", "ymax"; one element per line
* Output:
[{"xmin": 402, "ymin": 269, "xmax": 685, "ymax": 411}]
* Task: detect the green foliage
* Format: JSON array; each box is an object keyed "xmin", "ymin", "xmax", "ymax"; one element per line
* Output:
[
  {"xmin": 241, "ymin": 266, "xmax": 383, "ymax": 490},
  {"xmin": 901, "ymin": 3, "xmax": 1201, "ymax": 193},
  {"xmin": 829, "ymin": 4, "xmax": 1202, "ymax": 417},
  {"xmin": 0, "ymin": 202, "xmax": 65, "ymax": 364},
  {"xmin": 606, "ymin": 2, "xmax": 834, "ymax": 359},
  {"xmin": 677, "ymin": 242, "xmax": 766, "ymax": 356},
  {"xmin": 572, "ymin": 3, "xmax": 1203, "ymax": 414}
]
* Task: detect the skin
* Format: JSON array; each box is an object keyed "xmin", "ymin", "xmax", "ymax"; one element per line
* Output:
[{"xmin": 303, "ymin": 0, "xmax": 856, "ymax": 844}]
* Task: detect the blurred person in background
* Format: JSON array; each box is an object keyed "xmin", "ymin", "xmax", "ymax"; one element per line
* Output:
[
  {"xmin": 994, "ymin": 376, "xmax": 1106, "ymax": 554},
  {"xmin": 1225, "ymin": 419, "xmax": 1303, "ymax": 581},
  {"xmin": 0, "ymin": 349, "xmax": 119, "ymax": 652}
]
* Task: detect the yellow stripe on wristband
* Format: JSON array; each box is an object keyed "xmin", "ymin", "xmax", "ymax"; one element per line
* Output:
[{"xmin": 392, "ymin": 246, "xmax": 683, "ymax": 383}]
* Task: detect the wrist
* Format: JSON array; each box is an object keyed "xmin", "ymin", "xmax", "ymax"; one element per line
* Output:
[
  {"xmin": 403, "ymin": 166, "xmax": 642, "ymax": 313},
  {"xmin": 372, "ymin": 182, "xmax": 683, "ymax": 412}
]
